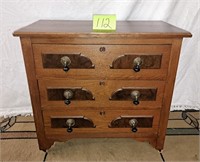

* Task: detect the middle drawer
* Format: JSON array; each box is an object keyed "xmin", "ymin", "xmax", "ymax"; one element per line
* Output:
[{"xmin": 39, "ymin": 79, "xmax": 165, "ymax": 110}]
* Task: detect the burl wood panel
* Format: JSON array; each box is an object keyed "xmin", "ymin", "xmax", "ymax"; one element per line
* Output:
[
  {"xmin": 47, "ymin": 88, "xmax": 94, "ymax": 101},
  {"xmin": 110, "ymin": 55, "xmax": 162, "ymax": 69},
  {"xmin": 109, "ymin": 116, "xmax": 153, "ymax": 128},
  {"xmin": 51, "ymin": 116, "xmax": 96, "ymax": 128},
  {"xmin": 42, "ymin": 54, "xmax": 94, "ymax": 69},
  {"xmin": 110, "ymin": 88, "xmax": 157, "ymax": 101}
]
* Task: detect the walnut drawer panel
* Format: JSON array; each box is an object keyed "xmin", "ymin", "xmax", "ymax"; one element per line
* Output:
[
  {"xmin": 43, "ymin": 109, "xmax": 160, "ymax": 138},
  {"xmin": 33, "ymin": 44, "xmax": 171, "ymax": 80},
  {"xmin": 38, "ymin": 79, "xmax": 165, "ymax": 109}
]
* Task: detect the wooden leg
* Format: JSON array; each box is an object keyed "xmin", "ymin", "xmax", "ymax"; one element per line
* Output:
[
  {"xmin": 38, "ymin": 139, "xmax": 55, "ymax": 152},
  {"xmin": 148, "ymin": 138, "xmax": 158, "ymax": 150}
]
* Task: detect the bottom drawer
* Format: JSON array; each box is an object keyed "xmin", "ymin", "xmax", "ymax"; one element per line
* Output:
[{"xmin": 43, "ymin": 109, "xmax": 160, "ymax": 139}]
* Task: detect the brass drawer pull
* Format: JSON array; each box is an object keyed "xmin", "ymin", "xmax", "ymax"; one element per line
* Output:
[
  {"xmin": 131, "ymin": 90, "xmax": 140, "ymax": 105},
  {"xmin": 63, "ymin": 90, "xmax": 73, "ymax": 105},
  {"xmin": 133, "ymin": 57, "xmax": 142, "ymax": 72},
  {"xmin": 66, "ymin": 119, "xmax": 75, "ymax": 133},
  {"xmin": 129, "ymin": 118, "xmax": 138, "ymax": 132},
  {"xmin": 60, "ymin": 56, "xmax": 71, "ymax": 72}
]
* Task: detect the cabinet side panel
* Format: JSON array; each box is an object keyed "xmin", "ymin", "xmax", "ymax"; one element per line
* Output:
[
  {"xmin": 20, "ymin": 37, "xmax": 54, "ymax": 151},
  {"xmin": 156, "ymin": 39, "xmax": 183, "ymax": 150}
]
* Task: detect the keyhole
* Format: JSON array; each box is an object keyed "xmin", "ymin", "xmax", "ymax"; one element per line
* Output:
[
  {"xmin": 99, "ymin": 47, "xmax": 106, "ymax": 52},
  {"xmin": 100, "ymin": 111, "xmax": 106, "ymax": 116},
  {"xmin": 99, "ymin": 81, "xmax": 105, "ymax": 86}
]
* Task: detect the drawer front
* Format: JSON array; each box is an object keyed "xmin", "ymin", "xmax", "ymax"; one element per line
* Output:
[
  {"xmin": 43, "ymin": 109, "xmax": 160, "ymax": 139},
  {"xmin": 102, "ymin": 80, "xmax": 165, "ymax": 109},
  {"xmin": 33, "ymin": 44, "xmax": 171, "ymax": 80},
  {"xmin": 104, "ymin": 45, "xmax": 171, "ymax": 80},
  {"xmin": 38, "ymin": 79, "xmax": 100, "ymax": 108},
  {"xmin": 33, "ymin": 44, "xmax": 100, "ymax": 79},
  {"xmin": 38, "ymin": 79, "xmax": 165, "ymax": 109}
]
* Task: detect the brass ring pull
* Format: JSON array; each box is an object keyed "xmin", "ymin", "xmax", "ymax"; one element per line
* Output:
[{"xmin": 61, "ymin": 56, "xmax": 71, "ymax": 72}]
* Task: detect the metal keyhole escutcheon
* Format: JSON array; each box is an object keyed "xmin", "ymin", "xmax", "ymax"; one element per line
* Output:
[{"xmin": 99, "ymin": 47, "xmax": 106, "ymax": 52}]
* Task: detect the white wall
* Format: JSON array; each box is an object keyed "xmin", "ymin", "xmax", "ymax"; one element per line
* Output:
[{"xmin": 0, "ymin": 0, "xmax": 199, "ymax": 116}]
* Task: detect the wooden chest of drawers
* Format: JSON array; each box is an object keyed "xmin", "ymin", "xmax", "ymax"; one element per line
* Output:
[{"xmin": 13, "ymin": 20, "xmax": 191, "ymax": 151}]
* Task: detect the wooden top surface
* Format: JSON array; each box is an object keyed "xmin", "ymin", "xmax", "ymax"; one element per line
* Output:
[{"xmin": 13, "ymin": 20, "xmax": 192, "ymax": 38}]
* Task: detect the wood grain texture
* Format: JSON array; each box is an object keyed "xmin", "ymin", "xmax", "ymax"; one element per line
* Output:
[
  {"xmin": 155, "ymin": 39, "xmax": 183, "ymax": 150},
  {"xmin": 44, "ymin": 129, "xmax": 158, "ymax": 142},
  {"xmin": 31, "ymin": 38, "xmax": 174, "ymax": 44},
  {"xmin": 13, "ymin": 20, "xmax": 192, "ymax": 38},
  {"xmin": 19, "ymin": 38, "xmax": 53, "ymax": 151}
]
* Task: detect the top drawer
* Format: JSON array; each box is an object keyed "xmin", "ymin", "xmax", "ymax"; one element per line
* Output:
[{"xmin": 32, "ymin": 44, "xmax": 171, "ymax": 80}]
